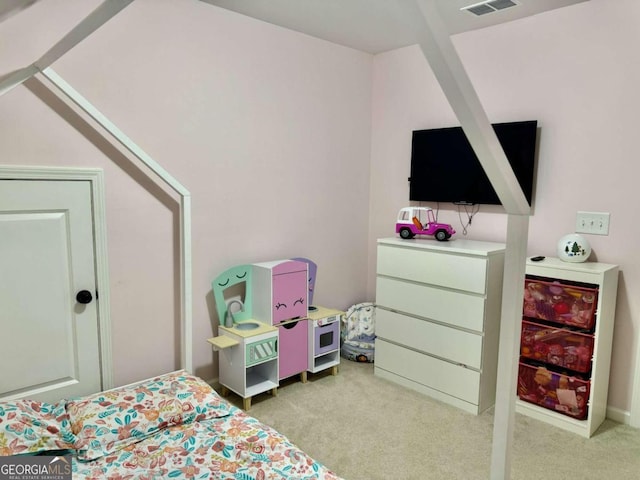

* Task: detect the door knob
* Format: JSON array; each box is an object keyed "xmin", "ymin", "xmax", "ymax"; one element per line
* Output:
[{"xmin": 76, "ymin": 290, "xmax": 93, "ymax": 304}]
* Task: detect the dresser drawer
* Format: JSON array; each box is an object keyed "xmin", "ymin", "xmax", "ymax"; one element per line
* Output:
[
  {"xmin": 376, "ymin": 308, "xmax": 483, "ymax": 369},
  {"xmin": 375, "ymin": 339, "xmax": 481, "ymax": 405},
  {"xmin": 376, "ymin": 276, "xmax": 486, "ymax": 332},
  {"xmin": 377, "ymin": 244, "xmax": 488, "ymax": 294}
]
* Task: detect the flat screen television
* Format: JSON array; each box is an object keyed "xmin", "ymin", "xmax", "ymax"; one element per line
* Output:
[{"xmin": 409, "ymin": 120, "xmax": 538, "ymax": 206}]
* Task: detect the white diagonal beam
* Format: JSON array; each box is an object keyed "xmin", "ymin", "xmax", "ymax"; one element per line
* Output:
[
  {"xmin": 414, "ymin": 1, "xmax": 529, "ymax": 479},
  {"xmin": 34, "ymin": 0, "xmax": 134, "ymax": 70},
  {"xmin": 38, "ymin": 67, "xmax": 193, "ymax": 375},
  {"xmin": 0, "ymin": 65, "xmax": 38, "ymax": 97},
  {"xmin": 415, "ymin": 0, "xmax": 530, "ymax": 216},
  {"xmin": 491, "ymin": 213, "xmax": 528, "ymax": 478},
  {"xmin": 0, "ymin": 0, "xmax": 134, "ymax": 98}
]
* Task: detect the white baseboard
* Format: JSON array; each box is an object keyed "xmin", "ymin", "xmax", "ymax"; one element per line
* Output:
[
  {"xmin": 607, "ymin": 405, "xmax": 631, "ymax": 425},
  {"xmin": 206, "ymin": 377, "xmax": 220, "ymax": 388}
]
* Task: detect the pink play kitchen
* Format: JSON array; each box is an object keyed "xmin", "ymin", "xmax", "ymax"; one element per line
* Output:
[
  {"xmin": 208, "ymin": 258, "xmax": 342, "ymax": 409},
  {"xmin": 253, "ymin": 259, "xmax": 310, "ymax": 383}
]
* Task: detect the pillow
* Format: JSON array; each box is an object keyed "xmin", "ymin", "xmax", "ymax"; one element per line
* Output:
[
  {"xmin": 67, "ymin": 370, "xmax": 231, "ymax": 461},
  {"xmin": 0, "ymin": 400, "xmax": 76, "ymax": 455}
]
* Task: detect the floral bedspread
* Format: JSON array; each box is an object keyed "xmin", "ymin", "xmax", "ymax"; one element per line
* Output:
[{"xmin": 72, "ymin": 406, "xmax": 342, "ymax": 480}]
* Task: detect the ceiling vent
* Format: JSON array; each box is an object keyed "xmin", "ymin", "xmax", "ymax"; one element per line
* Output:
[{"xmin": 461, "ymin": 0, "xmax": 519, "ymax": 16}]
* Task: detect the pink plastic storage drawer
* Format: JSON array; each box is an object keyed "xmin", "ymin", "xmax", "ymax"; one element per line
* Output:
[
  {"xmin": 520, "ymin": 320, "xmax": 594, "ymax": 373},
  {"xmin": 523, "ymin": 277, "xmax": 598, "ymax": 330},
  {"xmin": 517, "ymin": 362, "xmax": 590, "ymax": 420}
]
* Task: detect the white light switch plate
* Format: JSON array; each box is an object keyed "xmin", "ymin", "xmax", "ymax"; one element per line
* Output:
[{"xmin": 576, "ymin": 211, "xmax": 610, "ymax": 235}]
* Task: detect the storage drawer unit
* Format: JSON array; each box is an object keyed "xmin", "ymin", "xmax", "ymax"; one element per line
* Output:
[
  {"xmin": 516, "ymin": 258, "xmax": 619, "ymax": 437},
  {"xmin": 374, "ymin": 237, "xmax": 505, "ymax": 415}
]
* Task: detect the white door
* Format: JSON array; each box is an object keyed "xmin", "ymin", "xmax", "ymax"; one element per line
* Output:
[{"xmin": 0, "ymin": 179, "xmax": 102, "ymax": 402}]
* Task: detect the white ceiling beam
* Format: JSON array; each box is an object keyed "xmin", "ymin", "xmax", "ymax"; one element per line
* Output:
[
  {"xmin": 0, "ymin": 65, "xmax": 38, "ymax": 97},
  {"xmin": 490, "ymin": 213, "xmax": 528, "ymax": 479},
  {"xmin": 415, "ymin": 0, "xmax": 530, "ymax": 216},
  {"xmin": 413, "ymin": 1, "xmax": 529, "ymax": 479},
  {"xmin": 34, "ymin": 0, "xmax": 134, "ymax": 71},
  {"xmin": 0, "ymin": 0, "xmax": 134, "ymax": 98}
]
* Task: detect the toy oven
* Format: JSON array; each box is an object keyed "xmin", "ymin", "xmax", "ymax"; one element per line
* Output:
[{"xmin": 314, "ymin": 316, "xmax": 340, "ymax": 356}]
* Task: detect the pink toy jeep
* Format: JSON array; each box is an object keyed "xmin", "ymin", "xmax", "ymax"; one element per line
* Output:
[{"xmin": 395, "ymin": 207, "xmax": 456, "ymax": 241}]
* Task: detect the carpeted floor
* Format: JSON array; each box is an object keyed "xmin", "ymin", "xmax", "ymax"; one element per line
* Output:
[{"xmin": 217, "ymin": 359, "xmax": 640, "ymax": 479}]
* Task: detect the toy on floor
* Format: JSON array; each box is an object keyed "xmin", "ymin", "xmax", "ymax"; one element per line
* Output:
[{"xmin": 341, "ymin": 302, "xmax": 376, "ymax": 363}]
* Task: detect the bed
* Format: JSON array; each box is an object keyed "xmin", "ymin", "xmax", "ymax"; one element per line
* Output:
[{"xmin": 0, "ymin": 370, "xmax": 342, "ymax": 479}]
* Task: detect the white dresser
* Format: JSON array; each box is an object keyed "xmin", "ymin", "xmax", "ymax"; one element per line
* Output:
[{"xmin": 374, "ymin": 237, "xmax": 505, "ymax": 414}]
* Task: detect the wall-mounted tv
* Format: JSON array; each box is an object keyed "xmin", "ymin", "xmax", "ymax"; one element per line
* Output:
[{"xmin": 409, "ymin": 120, "xmax": 538, "ymax": 206}]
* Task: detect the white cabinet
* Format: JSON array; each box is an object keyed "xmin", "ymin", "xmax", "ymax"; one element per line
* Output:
[
  {"xmin": 374, "ymin": 237, "xmax": 505, "ymax": 414},
  {"xmin": 208, "ymin": 324, "xmax": 279, "ymax": 411},
  {"xmin": 209, "ymin": 264, "xmax": 280, "ymax": 411},
  {"xmin": 516, "ymin": 258, "xmax": 618, "ymax": 437}
]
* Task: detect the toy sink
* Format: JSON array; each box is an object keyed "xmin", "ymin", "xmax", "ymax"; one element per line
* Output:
[
  {"xmin": 234, "ymin": 321, "xmax": 260, "ymax": 331},
  {"xmin": 208, "ymin": 320, "xmax": 276, "ymax": 351},
  {"xmin": 218, "ymin": 319, "xmax": 277, "ymax": 339}
]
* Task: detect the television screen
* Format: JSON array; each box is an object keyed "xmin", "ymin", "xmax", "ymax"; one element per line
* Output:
[{"xmin": 409, "ymin": 120, "xmax": 538, "ymax": 205}]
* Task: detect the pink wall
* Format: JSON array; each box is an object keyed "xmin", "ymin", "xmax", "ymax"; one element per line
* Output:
[
  {"xmin": 2, "ymin": 0, "xmax": 638, "ymax": 419},
  {"xmin": 369, "ymin": 0, "xmax": 640, "ymax": 416},
  {"xmin": 0, "ymin": 0, "xmax": 372, "ymax": 385}
]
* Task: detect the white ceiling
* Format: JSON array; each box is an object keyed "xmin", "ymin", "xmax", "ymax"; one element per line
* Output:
[
  {"xmin": 200, "ymin": 0, "xmax": 588, "ymax": 54},
  {"xmin": 0, "ymin": 1, "xmax": 590, "ymax": 63},
  {"xmin": 0, "ymin": 0, "xmax": 39, "ymax": 23}
]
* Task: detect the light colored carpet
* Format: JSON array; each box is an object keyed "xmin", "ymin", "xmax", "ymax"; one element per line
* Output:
[{"xmin": 217, "ymin": 360, "xmax": 640, "ymax": 479}]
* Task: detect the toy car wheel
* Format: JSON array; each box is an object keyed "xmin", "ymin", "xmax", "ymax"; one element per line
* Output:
[
  {"xmin": 435, "ymin": 229, "xmax": 448, "ymax": 241},
  {"xmin": 399, "ymin": 228, "xmax": 414, "ymax": 239}
]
